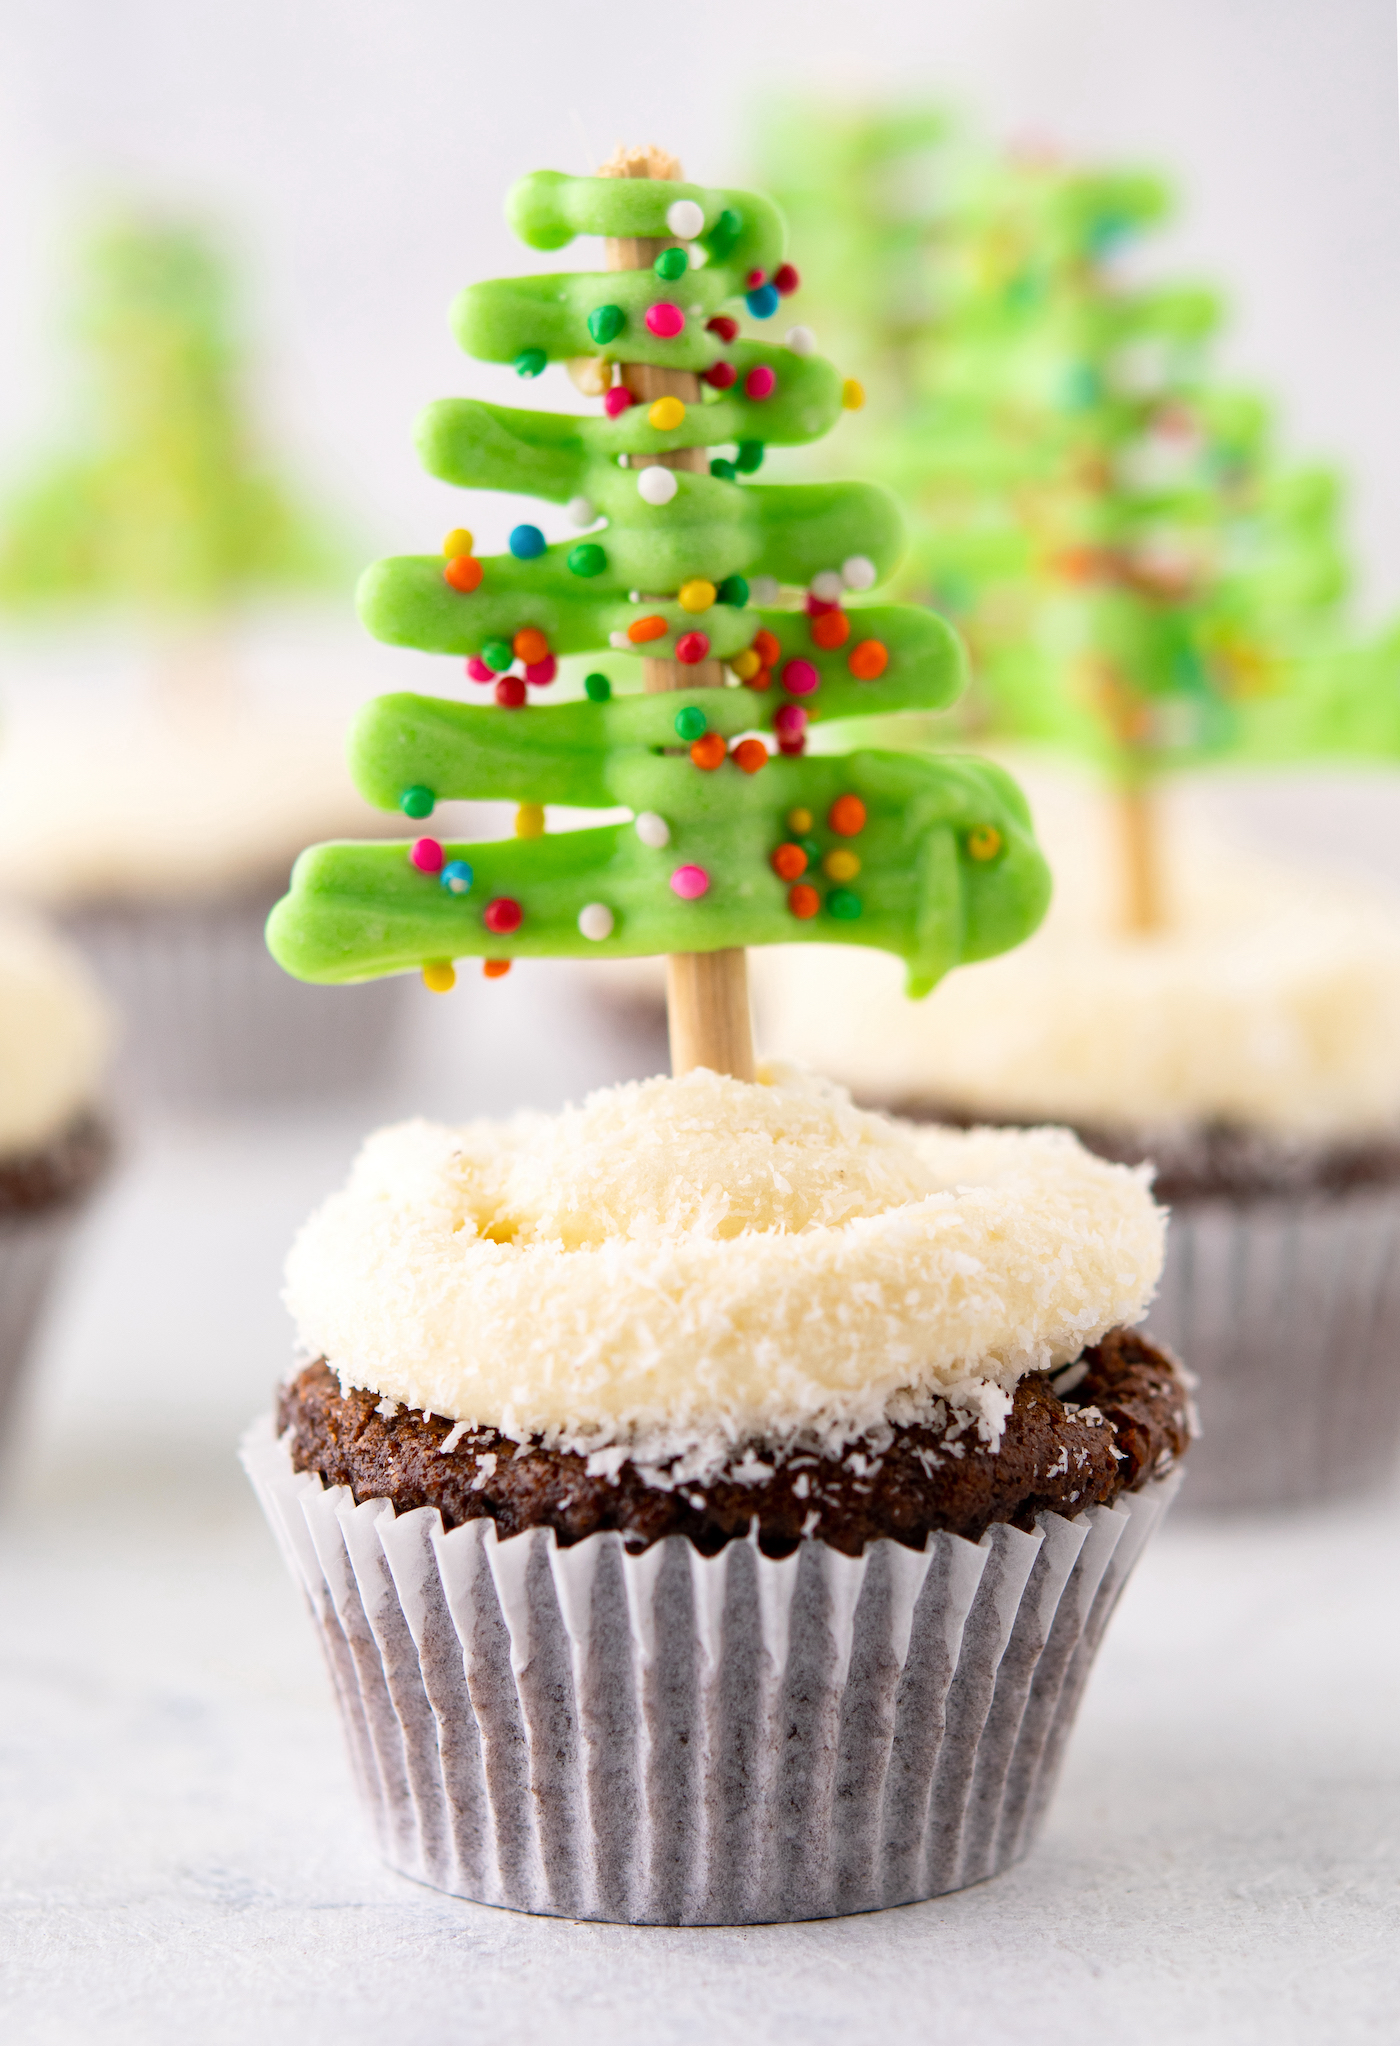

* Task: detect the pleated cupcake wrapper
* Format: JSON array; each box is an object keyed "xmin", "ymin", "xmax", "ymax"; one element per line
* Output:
[
  {"xmin": 59, "ymin": 897, "xmax": 408, "ymax": 1115},
  {"xmin": 1147, "ymin": 1184, "xmax": 1400, "ymax": 1511},
  {"xmin": 243, "ymin": 1418, "xmax": 1180, "ymax": 1925},
  {"xmin": 0, "ymin": 1204, "xmax": 87, "ymax": 1439}
]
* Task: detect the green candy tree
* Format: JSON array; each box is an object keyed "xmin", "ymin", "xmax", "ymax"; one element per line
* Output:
[
  {"xmin": 268, "ymin": 148, "xmax": 1051, "ymax": 1075},
  {"xmin": 760, "ymin": 108, "xmax": 1396, "ymax": 930}
]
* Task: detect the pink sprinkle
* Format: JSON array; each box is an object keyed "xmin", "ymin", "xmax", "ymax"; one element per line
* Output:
[
  {"xmin": 525, "ymin": 655, "xmax": 557, "ymax": 685},
  {"xmin": 675, "ymin": 631, "xmax": 710, "ymax": 665},
  {"xmin": 670, "ymin": 864, "xmax": 709, "ymax": 900},
  {"xmin": 603, "ymin": 385, "xmax": 634, "ymax": 419},
  {"xmin": 466, "ymin": 656, "xmax": 494, "ymax": 683},
  {"xmin": 410, "ymin": 837, "xmax": 444, "ymax": 874},
  {"xmin": 645, "ymin": 302, "xmax": 685, "ymax": 339},
  {"xmin": 781, "ymin": 658, "xmax": 819, "ymax": 696},
  {"xmin": 745, "ymin": 364, "xmax": 776, "ymax": 401},
  {"xmin": 773, "ymin": 704, "xmax": 808, "ymax": 740},
  {"xmin": 746, "ymin": 268, "xmax": 766, "ymax": 288}
]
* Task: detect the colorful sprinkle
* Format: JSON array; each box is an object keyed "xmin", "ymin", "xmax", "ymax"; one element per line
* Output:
[
  {"xmin": 735, "ymin": 439, "xmax": 765, "ymax": 472},
  {"xmin": 584, "ymin": 671, "xmax": 612, "ymax": 702},
  {"xmin": 568, "ymin": 542, "xmax": 607, "ymax": 578},
  {"xmin": 410, "ymin": 837, "xmax": 444, "ymax": 874},
  {"xmin": 443, "ymin": 528, "xmax": 473, "ymax": 558},
  {"xmin": 829, "ymin": 794, "xmax": 867, "ymax": 837},
  {"xmin": 709, "ymin": 458, "xmax": 737, "ymax": 481},
  {"xmin": 588, "ymin": 304, "xmax": 625, "ymax": 344},
  {"xmin": 811, "ymin": 569, "xmax": 844, "ymax": 603},
  {"xmin": 482, "ymin": 959, "xmax": 511, "ymax": 979},
  {"xmin": 785, "ymin": 806, "xmax": 813, "ymax": 835},
  {"xmin": 733, "ymin": 738, "xmax": 768, "ymax": 774},
  {"xmin": 753, "ymin": 629, "xmax": 781, "ymax": 667},
  {"xmin": 422, "ymin": 960, "xmax": 456, "ymax": 992},
  {"xmin": 465, "ymin": 656, "xmax": 493, "ymax": 682},
  {"xmin": 483, "ymin": 897, "xmax": 522, "ymax": 934},
  {"xmin": 567, "ymin": 495, "xmax": 596, "ymax": 526},
  {"xmin": 785, "ymin": 325, "xmax": 816, "ymax": 355},
  {"xmin": 440, "ymin": 860, "xmax": 474, "ymax": 895},
  {"xmin": 514, "ymin": 348, "xmax": 547, "ymax": 378},
  {"xmin": 771, "ymin": 842, "xmax": 808, "ymax": 880},
  {"xmin": 706, "ymin": 314, "xmax": 739, "ymax": 344},
  {"xmin": 525, "ymin": 656, "xmax": 557, "ymax": 686},
  {"xmin": 567, "ymin": 357, "xmax": 612, "ymax": 397},
  {"xmin": 515, "ymin": 803, "xmax": 546, "ymax": 839},
  {"xmin": 841, "ymin": 378, "xmax": 865, "ymax": 410},
  {"xmin": 603, "ymin": 386, "xmax": 635, "ymax": 418},
  {"xmin": 637, "ymin": 465, "xmax": 679, "ymax": 506},
  {"xmin": 635, "ymin": 811, "xmax": 670, "ymax": 848},
  {"xmin": 747, "ymin": 667, "xmax": 772, "ymax": 692},
  {"xmin": 717, "ymin": 574, "xmax": 749, "ymax": 606},
  {"xmin": 629, "ymin": 615, "xmax": 669, "ymax": 644},
  {"xmin": 400, "ymin": 785, "xmax": 435, "ymax": 819},
  {"xmin": 782, "ymin": 658, "xmax": 819, "ymax": 696},
  {"xmin": 649, "ymin": 395, "xmax": 686, "ymax": 430},
  {"xmin": 513, "ymin": 626, "xmax": 549, "ymax": 665},
  {"xmin": 690, "ymin": 731, "xmax": 726, "ymax": 770},
  {"xmin": 679, "ymin": 578, "xmax": 716, "ymax": 613},
  {"xmin": 674, "ymin": 705, "xmax": 708, "ymax": 740},
  {"xmin": 744, "ymin": 365, "xmax": 776, "ymax": 400},
  {"xmin": 670, "ymin": 864, "xmax": 709, "ymax": 900},
  {"xmin": 811, "ymin": 610, "xmax": 850, "ymax": 650},
  {"xmin": 746, "ymin": 269, "xmax": 767, "ymax": 289},
  {"xmin": 703, "ymin": 361, "xmax": 737, "ymax": 390},
  {"xmin": 823, "ymin": 849, "xmax": 861, "ymax": 882},
  {"xmin": 730, "ymin": 647, "xmax": 761, "ymax": 682},
  {"xmin": 653, "ymin": 246, "xmax": 688, "ymax": 282},
  {"xmin": 578, "ymin": 902, "xmax": 615, "ymax": 941},
  {"xmin": 848, "ymin": 638, "xmax": 889, "ymax": 680},
  {"xmin": 746, "ymin": 284, "xmax": 780, "ymax": 319},
  {"xmin": 706, "ymin": 208, "xmax": 743, "ymax": 260},
  {"xmin": 676, "ymin": 631, "xmax": 711, "ymax": 665},
  {"xmin": 967, "ymin": 825, "xmax": 1004, "ymax": 862},
  {"xmin": 645, "ymin": 302, "xmax": 685, "ymax": 339},
  {"xmin": 666, "ymin": 198, "xmax": 705, "ymax": 239},
  {"xmin": 788, "ymin": 883, "xmax": 820, "ymax": 919},
  {"xmin": 495, "ymin": 676, "xmax": 527, "ymax": 708},
  {"xmin": 481, "ymin": 637, "xmax": 514, "ymax": 672},
  {"xmin": 444, "ymin": 555, "xmax": 483, "ymax": 593},
  {"xmin": 842, "ymin": 555, "xmax": 877, "ymax": 590},
  {"xmin": 774, "ymin": 263, "xmax": 800, "ymax": 295},
  {"xmin": 509, "ymin": 524, "xmax": 546, "ymax": 560},
  {"xmin": 828, "ymin": 888, "xmax": 863, "ymax": 920},
  {"xmin": 773, "ymin": 704, "xmax": 808, "ymax": 743}
]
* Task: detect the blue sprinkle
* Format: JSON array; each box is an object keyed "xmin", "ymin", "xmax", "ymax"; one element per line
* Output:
[
  {"xmin": 441, "ymin": 860, "xmax": 475, "ymax": 895},
  {"xmin": 509, "ymin": 524, "xmax": 546, "ymax": 560},
  {"xmin": 745, "ymin": 284, "xmax": 781, "ymax": 320}
]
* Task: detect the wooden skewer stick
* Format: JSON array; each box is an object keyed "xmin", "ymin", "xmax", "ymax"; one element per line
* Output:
[
  {"xmin": 1115, "ymin": 780, "xmax": 1164, "ymax": 935},
  {"xmin": 600, "ymin": 144, "xmax": 756, "ymax": 1081}
]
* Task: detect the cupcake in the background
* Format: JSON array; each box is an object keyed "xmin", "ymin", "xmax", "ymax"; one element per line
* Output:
[
  {"xmin": 0, "ymin": 212, "xmax": 409, "ymax": 1112},
  {"xmin": 0, "ymin": 912, "xmax": 112, "ymax": 1440},
  {"xmin": 754, "ymin": 772, "xmax": 1400, "ymax": 1511}
]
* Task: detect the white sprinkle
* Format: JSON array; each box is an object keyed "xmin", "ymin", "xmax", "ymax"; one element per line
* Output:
[
  {"xmin": 439, "ymin": 1421, "xmax": 469, "ymax": 1455},
  {"xmin": 785, "ymin": 324, "xmax": 816, "ymax": 355},
  {"xmin": 566, "ymin": 494, "xmax": 596, "ymax": 527},
  {"xmin": 578, "ymin": 902, "xmax": 615, "ymax": 941},
  {"xmin": 801, "ymin": 1509, "xmax": 821, "ymax": 1539},
  {"xmin": 666, "ymin": 197, "xmax": 705, "ymax": 240},
  {"xmin": 608, "ymin": 630, "xmax": 631, "ymax": 649},
  {"xmin": 637, "ymin": 465, "xmax": 678, "ymax": 506},
  {"xmin": 635, "ymin": 811, "xmax": 670, "ymax": 848},
  {"xmin": 469, "ymin": 1451, "xmax": 498, "ymax": 1492},
  {"xmin": 1051, "ymin": 1358, "xmax": 1089, "ymax": 1397},
  {"xmin": 841, "ymin": 554, "xmax": 877, "ymax": 591},
  {"xmin": 811, "ymin": 569, "xmax": 844, "ymax": 604},
  {"xmin": 374, "ymin": 1396, "xmax": 401, "ymax": 1419},
  {"xmin": 748, "ymin": 574, "xmax": 780, "ymax": 606}
]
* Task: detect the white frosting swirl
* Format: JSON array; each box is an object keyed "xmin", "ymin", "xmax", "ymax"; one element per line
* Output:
[{"xmin": 0, "ymin": 913, "xmax": 111, "ymax": 1152}]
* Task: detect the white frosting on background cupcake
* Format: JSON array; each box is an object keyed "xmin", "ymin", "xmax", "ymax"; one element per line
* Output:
[
  {"xmin": 0, "ymin": 913, "xmax": 111, "ymax": 1151},
  {"xmin": 284, "ymin": 1066, "xmax": 1165, "ymax": 1478}
]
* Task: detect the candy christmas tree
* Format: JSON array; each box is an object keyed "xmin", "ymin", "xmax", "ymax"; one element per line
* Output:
[
  {"xmin": 0, "ymin": 213, "xmax": 337, "ymax": 616},
  {"xmin": 268, "ymin": 147, "xmax": 1051, "ymax": 1076},
  {"xmin": 761, "ymin": 108, "xmax": 1397, "ymax": 931}
]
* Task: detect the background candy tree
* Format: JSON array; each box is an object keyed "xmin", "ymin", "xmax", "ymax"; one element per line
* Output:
[
  {"xmin": 268, "ymin": 148, "xmax": 1052, "ymax": 1078},
  {"xmin": 760, "ymin": 106, "xmax": 1400, "ymax": 931}
]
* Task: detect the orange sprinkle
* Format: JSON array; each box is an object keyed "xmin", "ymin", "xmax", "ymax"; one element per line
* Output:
[
  {"xmin": 771, "ymin": 842, "xmax": 808, "ymax": 881},
  {"xmin": 628, "ymin": 614, "xmax": 669, "ymax": 644},
  {"xmin": 848, "ymin": 638, "xmax": 888, "ymax": 680},
  {"xmin": 811, "ymin": 610, "xmax": 850, "ymax": 650},
  {"xmin": 690, "ymin": 732, "xmax": 727, "ymax": 770},
  {"xmin": 753, "ymin": 628, "xmax": 781, "ymax": 668},
  {"xmin": 745, "ymin": 666, "xmax": 772, "ymax": 692},
  {"xmin": 829, "ymin": 794, "xmax": 867, "ymax": 837},
  {"xmin": 513, "ymin": 626, "xmax": 549, "ymax": 665},
  {"xmin": 967, "ymin": 825, "xmax": 1003, "ymax": 862},
  {"xmin": 788, "ymin": 882, "xmax": 820, "ymax": 919},
  {"xmin": 732, "ymin": 738, "xmax": 768, "ymax": 774},
  {"xmin": 444, "ymin": 555, "xmax": 483, "ymax": 594},
  {"xmin": 482, "ymin": 959, "xmax": 511, "ymax": 979}
]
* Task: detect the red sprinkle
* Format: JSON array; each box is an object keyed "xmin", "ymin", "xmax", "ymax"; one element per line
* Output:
[
  {"xmin": 483, "ymin": 897, "xmax": 522, "ymax": 935},
  {"xmin": 774, "ymin": 263, "xmax": 800, "ymax": 295},
  {"xmin": 745, "ymin": 365, "xmax": 776, "ymax": 401},
  {"xmin": 777, "ymin": 735, "xmax": 807, "ymax": 757},
  {"xmin": 676, "ymin": 631, "xmax": 711, "ymax": 665},
  {"xmin": 805, "ymin": 592, "xmax": 839, "ymax": 616},
  {"xmin": 603, "ymin": 386, "xmax": 635, "ymax": 418},
  {"xmin": 773, "ymin": 704, "xmax": 807, "ymax": 740},
  {"xmin": 525, "ymin": 655, "xmax": 557, "ymax": 685},
  {"xmin": 746, "ymin": 268, "xmax": 767, "ymax": 288},
  {"xmin": 703, "ymin": 361, "xmax": 737, "ymax": 390},
  {"xmin": 495, "ymin": 676, "xmax": 527, "ymax": 708},
  {"xmin": 706, "ymin": 315, "xmax": 739, "ymax": 343}
]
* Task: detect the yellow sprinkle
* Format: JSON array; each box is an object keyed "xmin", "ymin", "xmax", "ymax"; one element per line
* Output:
[
  {"xmin": 443, "ymin": 528, "xmax": 474, "ymax": 559},
  {"xmin": 649, "ymin": 395, "xmax": 686, "ymax": 431},
  {"xmin": 422, "ymin": 960, "xmax": 456, "ymax": 993},
  {"xmin": 785, "ymin": 806, "xmax": 814, "ymax": 835},
  {"xmin": 731, "ymin": 647, "xmax": 761, "ymax": 681},
  {"xmin": 679, "ymin": 578, "xmax": 716, "ymax": 614},
  {"xmin": 823, "ymin": 848, "xmax": 861, "ymax": 882},
  {"xmin": 967, "ymin": 825, "xmax": 1003, "ymax": 862},
  {"xmin": 841, "ymin": 378, "xmax": 865, "ymax": 411},
  {"xmin": 515, "ymin": 802, "xmax": 547, "ymax": 839}
]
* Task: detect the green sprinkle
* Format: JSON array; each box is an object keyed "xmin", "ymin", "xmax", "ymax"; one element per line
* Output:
[
  {"xmin": 653, "ymin": 246, "xmax": 688, "ymax": 282},
  {"xmin": 735, "ymin": 440, "xmax": 765, "ymax": 474},
  {"xmin": 705, "ymin": 207, "xmax": 743, "ymax": 261},
  {"xmin": 828, "ymin": 888, "xmax": 863, "ymax": 921},
  {"xmin": 716, "ymin": 574, "xmax": 749, "ymax": 606},
  {"xmin": 568, "ymin": 542, "xmax": 608, "ymax": 578},
  {"xmin": 514, "ymin": 347, "xmax": 547, "ymax": 378},
  {"xmin": 709, "ymin": 457, "xmax": 737, "ymax": 482},
  {"xmin": 584, "ymin": 672, "xmax": 612, "ymax": 703},
  {"xmin": 481, "ymin": 637, "xmax": 514, "ymax": 673},
  {"xmin": 674, "ymin": 705, "xmax": 708, "ymax": 741},
  {"xmin": 400, "ymin": 784, "xmax": 435, "ymax": 820},
  {"xmin": 587, "ymin": 304, "xmax": 625, "ymax": 345},
  {"xmin": 798, "ymin": 837, "xmax": 822, "ymax": 865}
]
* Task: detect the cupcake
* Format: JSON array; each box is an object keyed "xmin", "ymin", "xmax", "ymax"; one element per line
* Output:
[
  {"xmin": 755, "ymin": 775, "xmax": 1400, "ymax": 1510},
  {"xmin": 244, "ymin": 1064, "xmax": 1190, "ymax": 1924},
  {"xmin": 0, "ymin": 912, "xmax": 113, "ymax": 1438}
]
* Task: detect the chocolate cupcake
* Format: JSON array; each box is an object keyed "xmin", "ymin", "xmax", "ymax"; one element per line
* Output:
[
  {"xmin": 244, "ymin": 1065, "xmax": 1189, "ymax": 1923},
  {"xmin": 0, "ymin": 913, "xmax": 113, "ymax": 1441}
]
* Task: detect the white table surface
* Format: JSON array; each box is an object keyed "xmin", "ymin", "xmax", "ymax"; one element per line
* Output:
[{"xmin": 5, "ymin": 795, "xmax": 1400, "ymax": 2043}]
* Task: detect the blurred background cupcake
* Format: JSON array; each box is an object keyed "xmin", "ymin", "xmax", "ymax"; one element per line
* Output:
[
  {"xmin": 752, "ymin": 106, "xmax": 1400, "ymax": 1513},
  {"xmin": 0, "ymin": 213, "xmax": 410, "ymax": 1115}
]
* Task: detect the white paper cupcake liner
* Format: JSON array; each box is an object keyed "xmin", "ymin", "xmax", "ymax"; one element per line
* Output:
[
  {"xmin": 59, "ymin": 894, "xmax": 410, "ymax": 1114},
  {"xmin": 1146, "ymin": 1185, "xmax": 1400, "ymax": 1511},
  {"xmin": 242, "ymin": 1418, "xmax": 1180, "ymax": 1925},
  {"xmin": 0, "ymin": 1204, "xmax": 87, "ymax": 1439}
]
